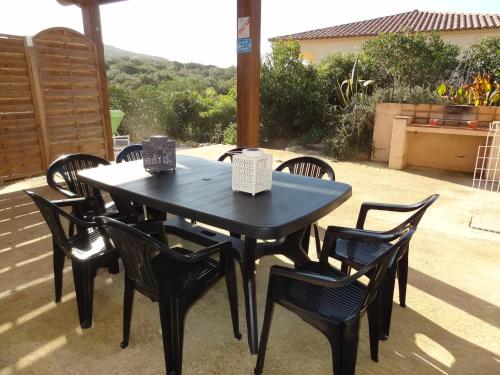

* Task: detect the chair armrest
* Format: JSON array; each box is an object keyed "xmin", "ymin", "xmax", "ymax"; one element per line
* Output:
[
  {"xmin": 51, "ymin": 197, "xmax": 88, "ymax": 208},
  {"xmin": 47, "ymin": 182, "xmax": 78, "ymax": 198},
  {"xmin": 57, "ymin": 206, "xmax": 98, "ymax": 229},
  {"xmin": 324, "ymin": 226, "xmax": 401, "ymax": 244},
  {"xmin": 270, "ymin": 263, "xmax": 375, "ymax": 289},
  {"xmin": 356, "ymin": 201, "xmax": 424, "ymax": 229},
  {"xmin": 182, "ymin": 241, "xmax": 233, "ymax": 263}
]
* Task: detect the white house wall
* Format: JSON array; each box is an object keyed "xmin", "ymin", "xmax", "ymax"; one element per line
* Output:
[{"xmin": 298, "ymin": 28, "xmax": 500, "ymax": 64}]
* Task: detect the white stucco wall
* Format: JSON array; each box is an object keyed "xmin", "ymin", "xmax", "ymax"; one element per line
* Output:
[{"xmin": 297, "ymin": 28, "xmax": 500, "ymax": 64}]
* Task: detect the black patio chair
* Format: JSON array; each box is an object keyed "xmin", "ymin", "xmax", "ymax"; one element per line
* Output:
[
  {"xmin": 97, "ymin": 216, "xmax": 241, "ymax": 375},
  {"xmin": 116, "ymin": 144, "xmax": 143, "ymax": 163},
  {"xmin": 254, "ymin": 227, "xmax": 415, "ymax": 375},
  {"xmin": 25, "ymin": 190, "xmax": 118, "ymax": 329},
  {"xmin": 46, "ymin": 153, "xmax": 138, "ymax": 227},
  {"xmin": 333, "ymin": 194, "xmax": 439, "ymax": 339},
  {"xmin": 275, "ymin": 156, "xmax": 336, "ymax": 258},
  {"xmin": 217, "ymin": 147, "xmax": 246, "ymax": 162}
]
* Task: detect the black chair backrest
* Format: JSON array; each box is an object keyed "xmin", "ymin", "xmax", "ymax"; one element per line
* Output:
[
  {"xmin": 275, "ymin": 156, "xmax": 335, "ymax": 181},
  {"xmin": 358, "ymin": 228, "xmax": 415, "ymax": 313},
  {"xmin": 46, "ymin": 154, "xmax": 110, "ymax": 203},
  {"xmin": 217, "ymin": 147, "xmax": 246, "ymax": 162},
  {"xmin": 358, "ymin": 194, "xmax": 439, "ymax": 235},
  {"xmin": 24, "ymin": 190, "xmax": 92, "ymax": 257},
  {"xmin": 116, "ymin": 144, "xmax": 143, "ymax": 163},
  {"xmin": 97, "ymin": 217, "xmax": 192, "ymax": 300}
]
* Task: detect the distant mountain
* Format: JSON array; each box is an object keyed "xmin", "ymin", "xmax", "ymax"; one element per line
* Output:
[
  {"xmin": 104, "ymin": 45, "xmax": 236, "ymax": 93},
  {"xmin": 104, "ymin": 45, "xmax": 167, "ymax": 61}
]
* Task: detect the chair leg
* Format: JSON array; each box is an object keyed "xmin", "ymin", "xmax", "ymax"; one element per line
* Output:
[
  {"xmin": 159, "ymin": 297, "xmax": 186, "ymax": 375},
  {"xmin": 301, "ymin": 225, "xmax": 312, "ymax": 255},
  {"xmin": 107, "ymin": 258, "xmax": 120, "ymax": 274},
  {"xmin": 224, "ymin": 254, "xmax": 241, "ymax": 340},
  {"xmin": 121, "ymin": 277, "xmax": 135, "ymax": 349},
  {"xmin": 380, "ymin": 265, "xmax": 397, "ymax": 339},
  {"xmin": 313, "ymin": 222, "xmax": 321, "ymax": 259},
  {"xmin": 254, "ymin": 291, "xmax": 275, "ymax": 375},
  {"xmin": 367, "ymin": 299, "xmax": 380, "ymax": 362},
  {"xmin": 53, "ymin": 241, "xmax": 65, "ymax": 303},
  {"xmin": 340, "ymin": 262, "xmax": 350, "ymax": 275},
  {"xmin": 71, "ymin": 261, "xmax": 95, "ymax": 329},
  {"xmin": 397, "ymin": 251, "xmax": 409, "ymax": 308},
  {"xmin": 339, "ymin": 321, "xmax": 360, "ymax": 375},
  {"xmin": 229, "ymin": 232, "xmax": 241, "ymax": 239}
]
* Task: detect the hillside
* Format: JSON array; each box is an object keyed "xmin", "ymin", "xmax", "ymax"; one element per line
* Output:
[
  {"xmin": 104, "ymin": 45, "xmax": 235, "ymax": 92},
  {"xmin": 104, "ymin": 45, "xmax": 237, "ymax": 144}
]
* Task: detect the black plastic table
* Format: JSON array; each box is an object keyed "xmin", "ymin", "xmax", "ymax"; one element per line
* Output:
[{"xmin": 78, "ymin": 155, "xmax": 352, "ymax": 353}]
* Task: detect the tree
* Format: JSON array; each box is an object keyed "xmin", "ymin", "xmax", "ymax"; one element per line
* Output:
[
  {"xmin": 361, "ymin": 31, "xmax": 459, "ymax": 88},
  {"xmin": 260, "ymin": 41, "xmax": 323, "ymax": 142},
  {"xmin": 455, "ymin": 37, "xmax": 500, "ymax": 84}
]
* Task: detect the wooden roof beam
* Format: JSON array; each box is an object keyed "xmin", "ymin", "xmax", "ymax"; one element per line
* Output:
[{"xmin": 57, "ymin": 0, "xmax": 127, "ymax": 6}]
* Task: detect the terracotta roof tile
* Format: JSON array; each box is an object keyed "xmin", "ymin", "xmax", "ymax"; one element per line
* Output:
[{"xmin": 270, "ymin": 10, "xmax": 500, "ymax": 41}]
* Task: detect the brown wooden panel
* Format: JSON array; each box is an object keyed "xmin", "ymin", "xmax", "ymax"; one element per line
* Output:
[
  {"xmin": 0, "ymin": 76, "xmax": 30, "ymax": 84},
  {"xmin": 43, "ymin": 81, "xmax": 99, "ymax": 90},
  {"xmin": 41, "ymin": 68, "xmax": 96, "ymax": 78},
  {"xmin": 0, "ymin": 90, "xmax": 32, "ymax": 98},
  {"xmin": 0, "ymin": 96, "xmax": 32, "ymax": 104},
  {"xmin": 0, "ymin": 36, "xmax": 25, "ymax": 47},
  {"xmin": 0, "ymin": 58, "xmax": 28, "ymax": 69},
  {"xmin": 36, "ymin": 45, "xmax": 95, "ymax": 59},
  {"xmin": 35, "ymin": 39, "xmax": 94, "ymax": 52},
  {"xmin": 38, "ymin": 53, "xmax": 94, "ymax": 65},
  {"xmin": 0, "ymin": 34, "xmax": 45, "ymax": 181},
  {"xmin": 0, "ymin": 67, "xmax": 29, "ymax": 76},
  {"xmin": 0, "ymin": 81, "xmax": 31, "ymax": 91},
  {"xmin": 39, "ymin": 61, "xmax": 97, "ymax": 72},
  {"xmin": 44, "ymin": 88, "xmax": 100, "ymax": 97},
  {"xmin": 41, "ymin": 75, "xmax": 99, "ymax": 84},
  {"xmin": 0, "ymin": 29, "xmax": 108, "ymax": 181},
  {"xmin": 0, "ymin": 117, "xmax": 36, "ymax": 128},
  {"xmin": 0, "ymin": 51, "xmax": 27, "ymax": 61}
]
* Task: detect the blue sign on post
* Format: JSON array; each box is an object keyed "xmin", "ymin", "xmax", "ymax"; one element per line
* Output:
[{"xmin": 237, "ymin": 38, "xmax": 252, "ymax": 54}]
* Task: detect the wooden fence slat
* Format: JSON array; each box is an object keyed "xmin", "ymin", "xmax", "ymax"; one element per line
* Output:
[{"xmin": 35, "ymin": 39, "xmax": 94, "ymax": 52}]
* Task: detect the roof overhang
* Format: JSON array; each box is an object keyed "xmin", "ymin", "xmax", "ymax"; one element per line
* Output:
[{"xmin": 57, "ymin": 0, "xmax": 127, "ymax": 6}]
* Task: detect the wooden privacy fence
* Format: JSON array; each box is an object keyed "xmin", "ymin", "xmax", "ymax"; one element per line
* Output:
[{"xmin": 0, "ymin": 28, "xmax": 112, "ymax": 182}]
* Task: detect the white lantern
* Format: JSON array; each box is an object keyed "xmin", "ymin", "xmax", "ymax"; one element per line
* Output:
[{"xmin": 232, "ymin": 148, "xmax": 273, "ymax": 196}]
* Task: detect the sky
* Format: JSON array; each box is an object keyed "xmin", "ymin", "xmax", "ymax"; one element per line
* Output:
[{"xmin": 1, "ymin": 0, "xmax": 499, "ymax": 67}]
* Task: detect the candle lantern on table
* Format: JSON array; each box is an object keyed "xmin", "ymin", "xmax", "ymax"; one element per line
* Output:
[
  {"xmin": 232, "ymin": 148, "xmax": 272, "ymax": 196},
  {"xmin": 142, "ymin": 135, "xmax": 176, "ymax": 174}
]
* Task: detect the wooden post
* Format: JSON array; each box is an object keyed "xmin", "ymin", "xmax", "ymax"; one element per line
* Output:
[
  {"xmin": 25, "ymin": 38, "xmax": 51, "ymax": 169},
  {"xmin": 80, "ymin": 2, "xmax": 114, "ymax": 160},
  {"xmin": 237, "ymin": 0, "xmax": 261, "ymax": 147}
]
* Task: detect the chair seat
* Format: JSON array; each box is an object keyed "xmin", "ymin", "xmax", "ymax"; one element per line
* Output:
[
  {"xmin": 332, "ymin": 238, "xmax": 391, "ymax": 268},
  {"xmin": 277, "ymin": 262, "xmax": 366, "ymax": 322},
  {"xmin": 152, "ymin": 247, "xmax": 220, "ymax": 295},
  {"xmin": 69, "ymin": 228, "xmax": 114, "ymax": 261}
]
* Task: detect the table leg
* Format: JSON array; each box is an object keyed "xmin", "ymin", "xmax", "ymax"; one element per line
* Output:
[{"xmin": 241, "ymin": 237, "xmax": 259, "ymax": 354}]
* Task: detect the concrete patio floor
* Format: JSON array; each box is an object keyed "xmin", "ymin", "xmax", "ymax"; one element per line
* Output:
[{"xmin": 0, "ymin": 144, "xmax": 499, "ymax": 374}]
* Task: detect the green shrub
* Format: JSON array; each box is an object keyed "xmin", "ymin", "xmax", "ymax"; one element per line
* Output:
[
  {"xmin": 372, "ymin": 85, "xmax": 445, "ymax": 104},
  {"xmin": 361, "ymin": 31, "xmax": 459, "ymax": 88},
  {"xmin": 454, "ymin": 37, "xmax": 500, "ymax": 84},
  {"xmin": 260, "ymin": 41, "xmax": 324, "ymax": 142},
  {"xmin": 324, "ymin": 96, "xmax": 376, "ymax": 160},
  {"xmin": 223, "ymin": 122, "xmax": 237, "ymax": 144}
]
